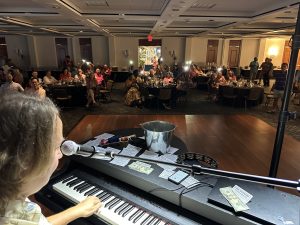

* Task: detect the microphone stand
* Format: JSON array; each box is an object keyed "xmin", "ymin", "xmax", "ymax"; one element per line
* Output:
[{"xmin": 105, "ymin": 152, "xmax": 300, "ymax": 191}]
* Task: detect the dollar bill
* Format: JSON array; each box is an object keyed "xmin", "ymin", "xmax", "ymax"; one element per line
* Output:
[
  {"xmin": 128, "ymin": 161, "xmax": 154, "ymax": 175},
  {"xmin": 220, "ymin": 186, "xmax": 249, "ymax": 212}
]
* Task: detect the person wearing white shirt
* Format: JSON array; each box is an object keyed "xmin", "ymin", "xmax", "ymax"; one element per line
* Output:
[
  {"xmin": 43, "ymin": 71, "xmax": 58, "ymax": 85},
  {"xmin": 0, "ymin": 73, "xmax": 24, "ymax": 93}
]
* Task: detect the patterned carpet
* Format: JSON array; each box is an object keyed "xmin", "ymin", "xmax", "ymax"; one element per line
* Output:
[{"xmin": 60, "ymin": 84, "xmax": 300, "ymax": 142}]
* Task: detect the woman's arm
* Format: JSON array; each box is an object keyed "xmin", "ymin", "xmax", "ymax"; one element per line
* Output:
[{"xmin": 47, "ymin": 196, "xmax": 101, "ymax": 225}]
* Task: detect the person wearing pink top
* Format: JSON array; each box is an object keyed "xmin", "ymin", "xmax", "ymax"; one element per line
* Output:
[{"xmin": 94, "ymin": 68, "xmax": 104, "ymax": 86}]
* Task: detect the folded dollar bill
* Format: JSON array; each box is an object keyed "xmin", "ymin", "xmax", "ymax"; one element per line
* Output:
[
  {"xmin": 220, "ymin": 186, "xmax": 249, "ymax": 212},
  {"xmin": 128, "ymin": 161, "xmax": 154, "ymax": 175}
]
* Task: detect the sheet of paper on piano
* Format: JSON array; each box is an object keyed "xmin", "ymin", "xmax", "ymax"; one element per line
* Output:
[
  {"xmin": 157, "ymin": 154, "xmax": 178, "ymax": 171},
  {"xmin": 109, "ymin": 144, "xmax": 140, "ymax": 167},
  {"xmin": 83, "ymin": 133, "xmax": 114, "ymax": 147},
  {"xmin": 181, "ymin": 175, "xmax": 200, "ymax": 188}
]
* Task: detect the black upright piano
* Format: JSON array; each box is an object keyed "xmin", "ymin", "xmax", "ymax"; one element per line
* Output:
[{"xmin": 36, "ymin": 132, "xmax": 300, "ymax": 225}]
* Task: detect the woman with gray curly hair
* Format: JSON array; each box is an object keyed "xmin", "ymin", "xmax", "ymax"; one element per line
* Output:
[{"xmin": 0, "ymin": 92, "xmax": 101, "ymax": 225}]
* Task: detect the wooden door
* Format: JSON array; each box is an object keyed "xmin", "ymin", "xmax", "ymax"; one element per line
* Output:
[
  {"xmin": 0, "ymin": 37, "xmax": 8, "ymax": 63},
  {"xmin": 282, "ymin": 40, "xmax": 300, "ymax": 69},
  {"xmin": 206, "ymin": 40, "xmax": 218, "ymax": 64},
  {"xmin": 227, "ymin": 40, "xmax": 241, "ymax": 67}
]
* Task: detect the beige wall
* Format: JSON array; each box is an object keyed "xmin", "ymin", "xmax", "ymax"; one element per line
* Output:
[
  {"xmin": 3, "ymin": 35, "xmax": 30, "ymax": 70},
  {"xmin": 260, "ymin": 38, "xmax": 287, "ymax": 68},
  {"xmin": 240, "ymin": 39, "xmax": 260, "ymax": 67},
  {"xmin": 33, "ymin": 36, "xmax": 57, "ymax": 68},
  {"xmin": 1, "ymin": 35, "xmax": 291, "ymax": 71}
]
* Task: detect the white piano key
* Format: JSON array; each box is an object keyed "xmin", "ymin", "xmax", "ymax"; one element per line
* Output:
[{"xmin": 53, "ymin": 177, "xmax": 167, "ymax": 225}]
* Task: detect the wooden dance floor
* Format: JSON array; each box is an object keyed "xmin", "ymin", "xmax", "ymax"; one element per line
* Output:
[{"xmin": 67, "ymin": 114, "xmax": 300, "ymax": 195}]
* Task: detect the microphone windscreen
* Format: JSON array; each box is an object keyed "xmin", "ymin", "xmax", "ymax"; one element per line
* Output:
[{"xmin": 61, "ymin": 140, "xmax": 78, "ymax": 156}]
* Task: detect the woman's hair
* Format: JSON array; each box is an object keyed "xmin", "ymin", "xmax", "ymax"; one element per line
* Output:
[{"xmin": 0, "ymin": 92, "xmax": 60, "ymax": 214}]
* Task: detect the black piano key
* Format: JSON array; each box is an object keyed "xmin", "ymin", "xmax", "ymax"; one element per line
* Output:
[
  {"xmin": 105, "ymin": 197, "xmax": 119, "ymax": 208},
  {"xmin": 67, "ymin": 178, "xmax": 81, "ymax": 187},
  {"xmin": 102, "ymin": 196, "xmax": 115, "ymax": 205},
  {"xmin": 108, "ymin": 199, "xmax": 122, "ymax": 210},
  {"xmin": 73, "ymin": 182, "xmax": 88, "ymax": 190},
  {"xmin": 133, "ymin": 211, "xmax": 145, "ymax": 223},
  {"xmin": 96, "ymin": 191, "xmax": 107, "ymax": 198},
  {"xmin": 153, "ymin": 219, "xmax": 162, "ymax": 225},
  {"xmin": 121, "ymin": 205, "xmax": 134, "ymax": 217},
  {"xmin": 100, "ymin": 193, "xmax": 111, "ymax": 201},
  {"xmin": 62, "ymin": 175, "xmax": 75, "ymax": 183},
  {"xmin": 114, "ymin": 202, "xmax": 128, "ymax": 214},
  {"xmin": 118, "ymin": 204, "xmax": 132, "ymax": 215},
  {"xmin": 79, "ymin": 184, "xmax": 93, "ymax": 193},
  {"xmin": 147, "ymin": 216, "xmax": 157, "ymax": 225},
  {"xmin": 84, "ymin": 187, "xmax": 98, "ymax": 196},
  {"xmin": 141, "ymin": 215, "xmax": 152, "ymax": 225},
  {"xmin": 129, "ymin": 209, "xmax": 141, "ymax": 221}
]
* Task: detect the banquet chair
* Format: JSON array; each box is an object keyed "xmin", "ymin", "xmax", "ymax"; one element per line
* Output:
[
  {"xmin": 99, "ymin": 80, "xmax": 114, "ymax": 103},
  {"xmin": 221, "ymin": 86, "xmax": 237, "ymax": 106},
  {"xmin": 264, "ymin": 92, "xmax": 278, "ymax": 112},
  {"xmin": 51, "ymin": 88, "xmax": 72, "ymax": 109},
  {"xmin": 244, "ymin": 87, "xmax": 262, "ymax": 111},
  {"xmin": 157, "ymin": 88, "xmax": 172, "ymax": 110},
  {"xmin": 140, "ymin": 86, "xmax": 156, "ymax": 108}
]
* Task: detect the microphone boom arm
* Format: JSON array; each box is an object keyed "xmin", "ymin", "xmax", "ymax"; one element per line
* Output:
[{"xmin": 107, "ymin": 152, "xmax": 300, "ymax": 191}]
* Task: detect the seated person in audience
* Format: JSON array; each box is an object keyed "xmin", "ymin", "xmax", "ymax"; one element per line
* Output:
[
  {"xmin": 189, "ymin": 64, "xmax": 200, "ymax": 79},
  {"xmin": 152, "ymin": 56, "xmax": 158, "ymax": 70},
  {"xmin": 214, "ymin": 72, "xmax": 226, "ymax": 87},
  {"xmin": 0, "ymin": 92, "xmax": 101, "ymax": 225},
  {"xmin": 124, "ymin": 83, "xmax": 142, "ymax": 108},
  {"xmin": 0, "ymin": 68, "xmax": 6, "ymax": 83},
  {"xmin": 195, "ymin": 65, "xmax": 205, "ymax": 76},
  {"xmin": 124, "ymin": 74, "xmax": 136, "ymax": 92},
  {"xmin": 0, "ymin": 73, "xmax": 24, "ymax": 93},
  {"xmin": 31, "ymin": 70, "xmax": 39, "ymax": 80},
  {"xmin": 12, "ymin": 69, "xmax": 24, "ymax": 86},
  {"xmin": 162, "ymin": 66, "xmax": 173, "ymax": 77},
  {"xmin": 103, "ymin": 64, "xmax": 111, "ymax": 78},
  {"xmin": 74, "ymin": 68, "xmax": 86, "ymax": 84},
  {"xmin": 227, "ymin": 70, "xmax": 237, "ymax": 82},
  {"xmin": 163, "ymin": 72, "xmax": 174, "ymax": 85},
  {"xmin": 94, "ymin": 68, "xmax": 104, "ymax": 87},
  {"xmin": 148, "ymin": 69, "xmax": 155, "ymax": 79},
  {"xmin": 85, "ymin": 66, "xmax": 98, "ymax": 108},
  {"xmin": 221, "ymin": 65, "xmax": 228, "ymax": 79},
  {"xmin": 43, "ymin": 70, "xmax": 58, "ymax": 85},
  {"xmin": 176, "ymin": 72, "xmax": 190, "ymax": 98},
  {"xmin": 25, "ymin": 78, "xmax": 46, "ymax": 98},
  {"xmin": 60, "ymin": 68, "xmax": 73, "ymax": 82}
]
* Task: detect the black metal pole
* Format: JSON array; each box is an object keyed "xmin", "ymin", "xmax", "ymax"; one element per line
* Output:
[{"xmin": 269, "ymin": 4, "xmax": 300, "ymax": 178}]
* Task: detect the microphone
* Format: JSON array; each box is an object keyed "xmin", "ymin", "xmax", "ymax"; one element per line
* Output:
[{"xmin": 61, "ymin": 140, "xmax": 98, "ymax": 157}]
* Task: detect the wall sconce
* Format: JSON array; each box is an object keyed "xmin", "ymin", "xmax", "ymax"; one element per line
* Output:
[
  {"xmin": 123, "ymin": 49, "xmax": 129, "ymax": 58},
  {"xmin": 268, "ymin": 46, "xmax": 279, "ymax": 58}
]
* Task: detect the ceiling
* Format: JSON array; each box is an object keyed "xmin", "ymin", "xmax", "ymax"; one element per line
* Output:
[{"xmin": 0, "ymin": 0, "xmax": 299, "ymax": 38}]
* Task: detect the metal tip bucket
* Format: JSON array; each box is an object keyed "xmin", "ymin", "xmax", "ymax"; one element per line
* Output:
[{"xmin": 141, "ymin": 120, "xmax": 176, "ymax": 154}]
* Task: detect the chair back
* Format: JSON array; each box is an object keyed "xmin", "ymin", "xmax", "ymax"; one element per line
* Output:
[
  {"xmin": 222, "ymin": 86, "xmax": 235, "ymax": 96},
  {"xmin": 105, "ymin": 80, "xmax": 113, "ymax": 91},
  {"xmin": 247, "ymin": 87, "xmax": 262, "ymax": 100},
  {"xmin": 158, "ymin": 88, "xmax": 172, "ymax": 100},
  {"xmin": 52, "ymin": 88, "xmax": 71, "ymax": 99}
]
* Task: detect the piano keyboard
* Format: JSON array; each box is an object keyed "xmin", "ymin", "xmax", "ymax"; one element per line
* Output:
[{"xmin": 53, "ymin": 175, "xmax": 170, "ymax": 225}]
